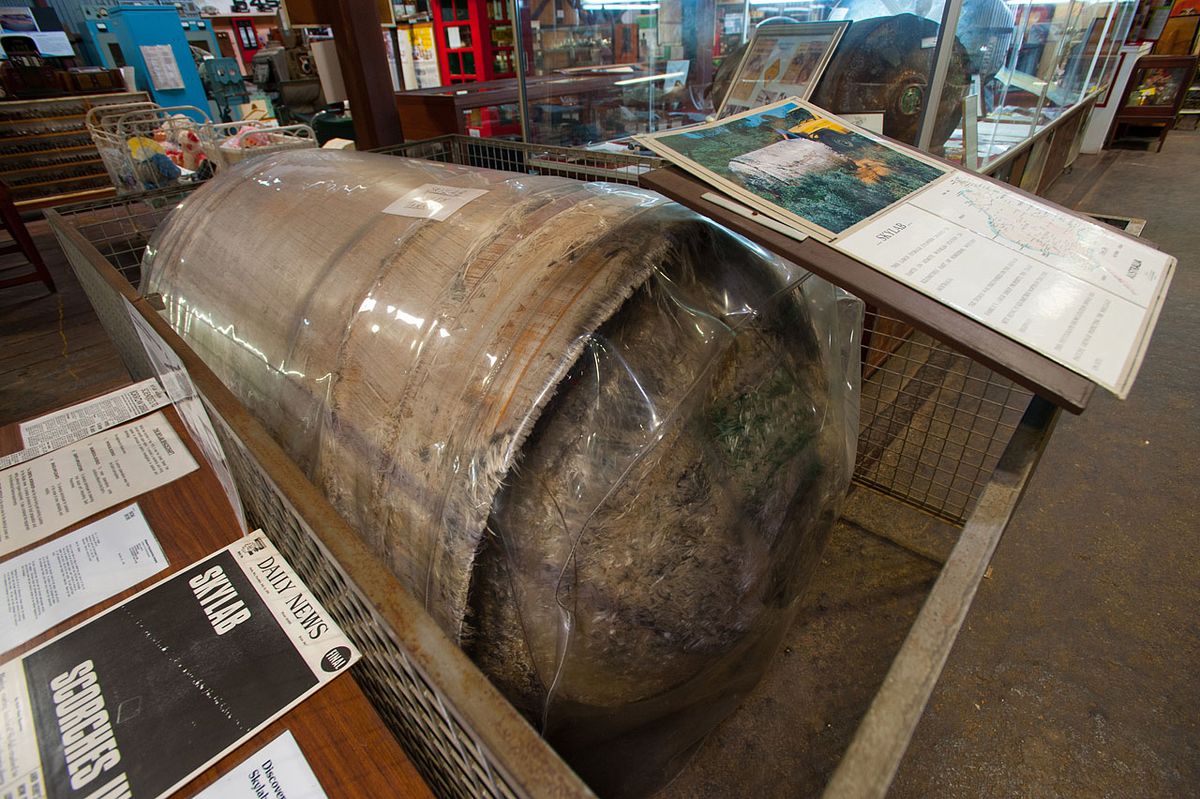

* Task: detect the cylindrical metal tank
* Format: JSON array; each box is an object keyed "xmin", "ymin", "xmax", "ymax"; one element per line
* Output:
[{"xmin": 143, "ymin": 149, "xmax": 859, "ymax": 795}]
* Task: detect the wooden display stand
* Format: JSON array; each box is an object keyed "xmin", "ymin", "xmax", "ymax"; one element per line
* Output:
[
  {"xmin": 0, "ymin": 396, "xmax": 433, "ymax": 799},
  {"xmin": 639, "ymin": 167, "xmax": 1098, "ymax": 413}
]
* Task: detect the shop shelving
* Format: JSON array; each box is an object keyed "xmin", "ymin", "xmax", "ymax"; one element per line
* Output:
[
  {"xmin": 0, "ymin": 91, "xmax": 149, "ymax": 209},
  {"xmin": 430, "ymin": 0, "xmax": 516, "ymax": 83}
]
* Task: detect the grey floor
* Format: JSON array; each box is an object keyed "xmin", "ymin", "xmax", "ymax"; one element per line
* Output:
[{"xmin": 894, "ymin": 131, "xmax": 1200, "ymax": 796}]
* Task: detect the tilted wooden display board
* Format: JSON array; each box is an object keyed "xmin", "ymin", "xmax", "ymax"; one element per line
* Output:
[{"xmin": 638, "ymin": 99, "xmax": 1179, "ymax": 412}]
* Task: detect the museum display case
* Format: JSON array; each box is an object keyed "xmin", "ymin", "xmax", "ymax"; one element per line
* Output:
[
  {"xmin": 393, "ymin": 0, "xmax": 1138, "ymax": 181},
  {"xmin": 393, "ymin": 69, "xmax": 662, "ymax": 140},
  {"xmin": 942, "ymin": 0, "xmax": 1139, "ymax": 169}
]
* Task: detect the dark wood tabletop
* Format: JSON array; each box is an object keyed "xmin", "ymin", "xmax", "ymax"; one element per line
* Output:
[{"xmin": 0, "ymin": 392, "xmax": 433, "ymax": 799}]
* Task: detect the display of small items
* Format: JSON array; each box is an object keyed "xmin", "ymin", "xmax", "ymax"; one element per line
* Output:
[{"xmin": 125, "ymin": 114, "xmax": 215, "ymax": 190}]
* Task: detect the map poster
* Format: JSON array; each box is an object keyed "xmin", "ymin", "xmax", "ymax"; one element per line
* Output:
[
  {"xmin": 836, "ymin": 171, "xmax": 1175, "ymax": 397},
  {"xmin": 0, "ymin": 532, "xmax": 359, "ymax": 799},
  {"xmin": 637, "ymin": 98, "xmax": 949, "ymax": 239}
]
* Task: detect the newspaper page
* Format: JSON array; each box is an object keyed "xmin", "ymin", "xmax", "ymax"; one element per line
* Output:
[
  {"xmin": 1, "ymin": 380, "xmax": 170, "ymax": 470},
  {"xmin": 636, "ymin": 98, "xmax": 1176, "ymax": 397},
  {"xmin": 0, "ymin": 532, "xmax": 359, "ymax": 799},
  {"xmin": 0, "ymin": 504, "xmax": 167, "ymax": 654},
  {"xmin": 0, "ymin": 412, "xmax": 198, "ymax": 557}
]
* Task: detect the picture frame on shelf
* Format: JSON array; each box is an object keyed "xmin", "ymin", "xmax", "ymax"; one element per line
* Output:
[{"xmin": 717, "ymin": 20, "xmax": 849, "ymax": 118}]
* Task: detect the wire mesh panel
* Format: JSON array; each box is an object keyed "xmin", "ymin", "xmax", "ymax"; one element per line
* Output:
[
  {"xmin": 856, "ymin": 310, "xmax": 1032, "ymax": 525},
  {"xmin": 206, "ymin": 408, "xmax": 527, "ymax": 799},
  {"xmin": 374, "ymin": 134, "xmax": 664, "ymax": 185},
  {"xmin": 50, "ymin": 220, "xmax": 156, "ymax": 382},
  {"xmin": 54, "ymin": 186, "xmax": 192, "ymax": 285}
]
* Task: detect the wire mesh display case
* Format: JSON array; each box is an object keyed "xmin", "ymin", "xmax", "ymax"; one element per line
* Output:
[{"xmin": 46, "ymin": 138, "xmax": 1063, "ymax": 799}]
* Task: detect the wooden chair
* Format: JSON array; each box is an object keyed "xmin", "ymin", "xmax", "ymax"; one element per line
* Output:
[{"xmin": 0, "ymin": 180, "xmax": 55, "ymax": 294}]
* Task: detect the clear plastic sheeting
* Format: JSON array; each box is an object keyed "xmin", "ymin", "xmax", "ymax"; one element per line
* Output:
[{"xmin": 141, "ymin": 149, "xmax": 861, "ymax": 797}]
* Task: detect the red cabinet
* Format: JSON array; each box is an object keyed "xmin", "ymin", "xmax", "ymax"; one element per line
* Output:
[{"xmin": 431, "ymin": 0, "xmax": 515, "ymax": 83}]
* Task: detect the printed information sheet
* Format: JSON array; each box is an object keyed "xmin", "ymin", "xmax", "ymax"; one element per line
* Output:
[
  {"xmin": 1, "ymin": 380, "xmax": 170, "ymax": 469},
  {"xmin": 0, "ymin": 412, "xmax": 198, "ymax": 557},
  {"xmin": 0, "ymin": 504, "xmax": 166, "ymax": 654},
  {"xmin": 193, "ymin": 731, "xmax": 329, "ymax": 799},
  {"xmin": 139, "ymin": 44, "xmax": 184, "ymax": 91},
  {"xmin": 836, "ymin": 172, "xmax": 1175, "ymax": 396},
  {"xmin": 0, "ymin": 532, "xmax": 359, "ymax": 799}
]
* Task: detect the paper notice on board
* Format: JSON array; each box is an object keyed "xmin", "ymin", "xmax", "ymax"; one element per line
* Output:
[
  {"xmin": 0, "ymin": 504, "xmax": 166, "ymax": 654},
  {"xmin": 140, "ymin": 44, "xmax": 185, "ymax": 91},
  {"xmin": 124, "ymin": 299, "xmax": 246, "ymax": 532},
  {"xmin": 194, "ymin": 731, "xmax": 329, "ymax": 799},
  {"xmin": 904, "ymin": 172, "xmax": 1171, "ymax": 307},
  {"xmin": 382, "ymin": 184, "xmax": 489, "ymax": 221},
  {"xmin": 0, "ymin": 412, "xmax": 198, "ymax": 557},
  {"xmin": 0, "ymin": 532, "xmax": 359, "ymax": 799},
  {"xmin": 835, "ymin": 170, "xmax": 1175, "ymax": 396},
  {"xmin": 0, "ymin": 380, "xmax": 170, "ymax": 469},
  {"xmin": 836, "ymin": 204, "xmax": 1153, "ymax": 393}
]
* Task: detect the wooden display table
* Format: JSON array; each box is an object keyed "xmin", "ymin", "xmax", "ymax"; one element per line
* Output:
[{"xmin": 0, "ymin": 393, "xmax": 433, "ymax": 799}]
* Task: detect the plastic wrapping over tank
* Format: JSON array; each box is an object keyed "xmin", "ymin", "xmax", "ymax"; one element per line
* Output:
[{"xmin": 142, "ymin": 150, "xmax": 862, "ymax": 796}]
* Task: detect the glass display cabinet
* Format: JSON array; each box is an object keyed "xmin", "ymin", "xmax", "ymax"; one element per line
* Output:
[
  {"xmin": 393, "ymin": 0, "xmax": 1139, "ymax": 188},
  {"xmin": 943, "ymin": 0, "xmax": 1138, "ymax": 171}
]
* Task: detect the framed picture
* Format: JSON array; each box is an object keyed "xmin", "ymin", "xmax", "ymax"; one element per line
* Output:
[
  {"xmin": 1120, "ymin": 55, "xmax": 1198, "ymax": 117},
  {"xmin": 718, "ymin": 21, "xmax": 849, "ymax": 118},
  {"xmin": 0, "ymin": 6, "xmax": 36, "ymax": 33},
  {"xmin": 1153, "ymin": 15, "xmax": 1200, "ymax": 55}
]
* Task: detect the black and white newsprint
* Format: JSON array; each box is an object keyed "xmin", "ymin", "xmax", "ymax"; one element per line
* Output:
[{"xmin": 0, "ymin": 533, "xmax": 359, "ymax": 799}]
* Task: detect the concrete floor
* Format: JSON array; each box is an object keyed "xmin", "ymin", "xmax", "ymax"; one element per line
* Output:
[{"xmin": 894, "ymin": 131, "xmax": 1200, "ymax": 796}]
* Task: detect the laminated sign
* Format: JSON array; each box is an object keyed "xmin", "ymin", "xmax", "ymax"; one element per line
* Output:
[{"xmin": 0, "ymin": 533, "xmax": 359, "ymax": 799}]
